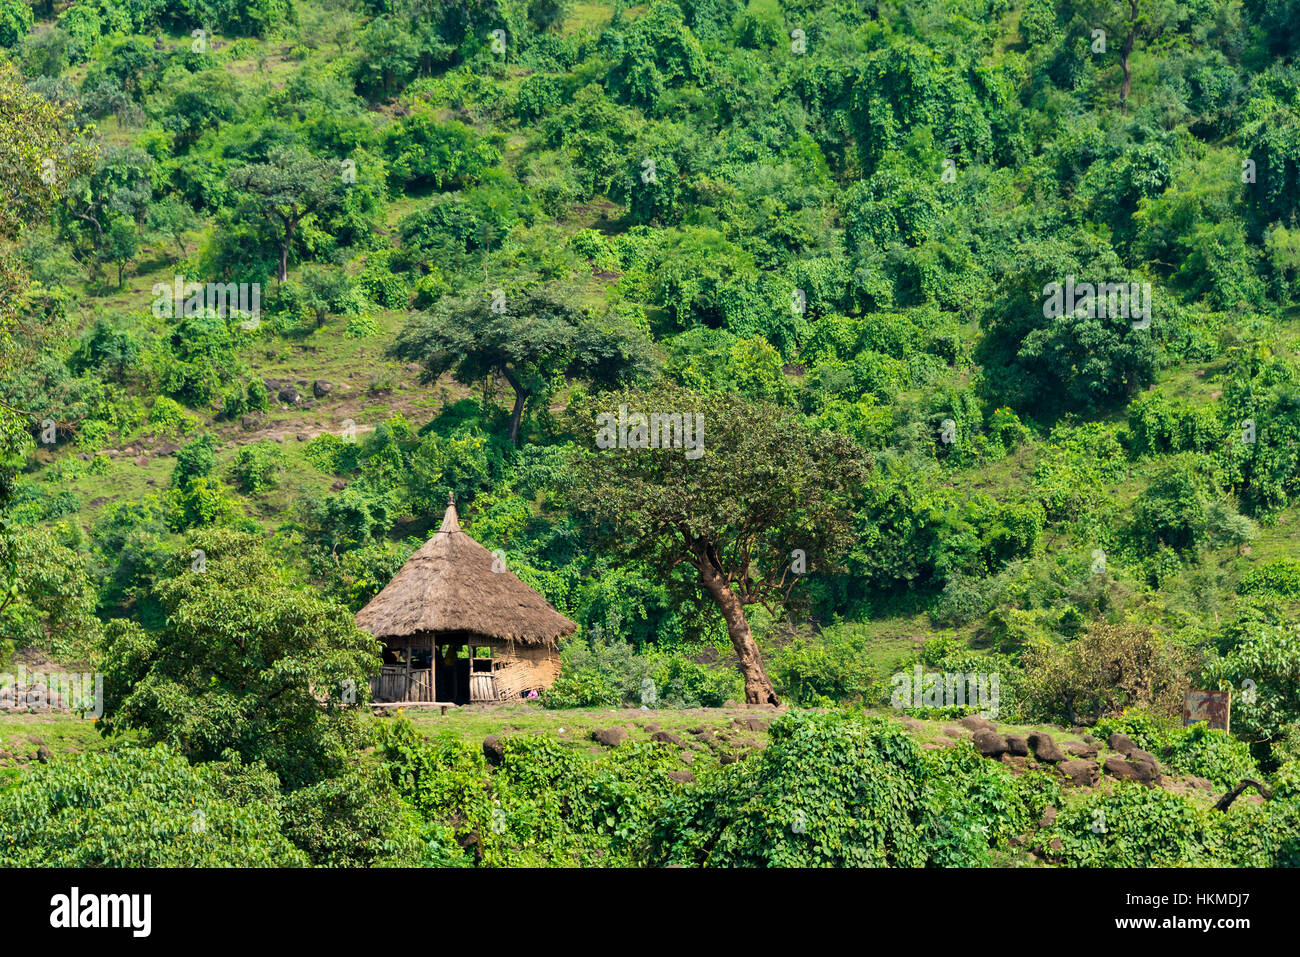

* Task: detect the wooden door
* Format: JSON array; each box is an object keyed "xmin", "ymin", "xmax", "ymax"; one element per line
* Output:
[
  {"xmin": 469, "ymin": 645, "xmax": 497, "ymax": 702},
  {"xmin": 469, "ymin": 672, "xmax": 497, "ymax": 702}
]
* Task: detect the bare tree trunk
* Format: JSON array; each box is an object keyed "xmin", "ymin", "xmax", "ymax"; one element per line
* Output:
[
  {"xmin": 697, "ymin": 560, "xmax": 780, "ymax": 705},
  {"xmin": 503, "ymin": 370, "xmax": 526, "ymax": 444},
  {"xmin": 1120, "ymin": 38, "xmax": 1134, "ymax": 113},
  {"xmin": 1120, "ymin": 2, "xmax": 1138, "ymax": 114}
]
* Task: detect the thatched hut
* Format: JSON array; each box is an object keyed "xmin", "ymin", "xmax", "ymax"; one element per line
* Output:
[{"xmin": 355, "ymin": 496, "xmax": 577, "ymax": 704}]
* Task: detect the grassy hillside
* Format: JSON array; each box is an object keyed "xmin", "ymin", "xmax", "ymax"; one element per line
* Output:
[{"xmin": 1, "ymin": 0, "xmax": 1299, "ymax": 868}]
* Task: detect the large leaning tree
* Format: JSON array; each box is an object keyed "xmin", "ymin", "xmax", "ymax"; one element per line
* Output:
[
  {"xmin": 566, "ymin": 385, "xmax": 869, "ymax": 704},
  {"xmin": 391, "ymin": 281, "xmax": 655, "ymax": 444}
]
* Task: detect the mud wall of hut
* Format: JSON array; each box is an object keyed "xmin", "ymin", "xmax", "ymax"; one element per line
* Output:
[{"xmin": 493, "ymin": 644, "xmax": 561, "ymax": 700}]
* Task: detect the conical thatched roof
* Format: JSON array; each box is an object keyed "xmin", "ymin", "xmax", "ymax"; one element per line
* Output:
[{"xmin": 354, "ymin": 497, "xmax": 577, "ymax": 647}]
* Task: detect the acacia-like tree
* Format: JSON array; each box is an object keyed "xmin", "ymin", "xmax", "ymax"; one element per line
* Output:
[
  {"xmin": 391, "ymin": 282, "xmax": 655, "ymax": 444},
  {"xmin": 228, "ymin": 147, "xmax": 344, "ymax": 281},
  {"xmin": 566, "ymin": 386, "xmax": 869, "ymax": 704}
]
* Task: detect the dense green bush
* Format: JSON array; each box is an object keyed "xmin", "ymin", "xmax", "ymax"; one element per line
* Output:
[
  {"xmin": 770, "ymin": 627, "xmax": 881, "ymax": 707},
  {"xmin": 0, "ymin": 746, "xmax": 306, "ymax": 867},
  {"xmin": 231, "ymin": 441, "xmax": 284, "ymax": 493},
  {"xmin": 1043, "ymin": 784, "xmax": 1216, "ymax": 867}
]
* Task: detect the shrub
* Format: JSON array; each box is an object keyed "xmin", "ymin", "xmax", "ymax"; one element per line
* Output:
[
  {"xmin": 770, "ymin": 627, "xmax": 881, "ymax": 706},
  {"xmin": 1165, "ymin": 724, "xmax": 1261, "ymax": 791},
  {"xmin": 541, "ymin": 632, "xmax": 648, "ymax": 708},
  {"xmin": 384, "ymin": 108, "xmax": 500, "ymax": 189},
  {"xmin": 231, "ymin": 441, "xmax": 284, "ymax": 493},
  {"xmin": 0, "ymin": 746, "xmax": 306, "ymax": 867},
  {"xmin": 1021, "ymin": 624, "xmax": 1191, "ymax": 725},
  {"xmin": 1042, "ymin": 784, "xmax": 1215, "ymax": 867},
  {"xmin": 650, "ymin": 653, "xmax": 742, "ymax": 708},
  {"xmin": 172, "ymin": 433, "xmax": 218, "ymax": 486},
  {"xmin": 280, "ymin": 765, "xmax": 426, "ymax": 867},
  {"xmin": 1202, "ymin": 621, "xmax": 1300, "ymax": 751},
  {"xmin": 648, "ymin": 710, "xmax": 936, "ymax": 867},
  {"xmin": 148, "ymin": 395, "xmax": 191, "ymax": 433},
  {"xmin": 303, "ymin": 432, "xmax": 361, "ymax": 474},
  {"xmin": 1238, "ymin": 557, "xmax": 1300, "ymax": 599}
]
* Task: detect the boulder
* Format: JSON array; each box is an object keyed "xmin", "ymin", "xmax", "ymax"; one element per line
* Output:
[
  {"xmin": 942, "ymin": 726, "xmax": 967, "ymax": 738},
  {"xmin": 482, "ymin": 736, "xmax": 504, "ymax": 766},
  {"xmin": 1028, "ymin": 731, "xmax": 1067, "ymax": 763},
  {"xmin": 1039, "ymin": 806, "xmax": 1057, "ymax": 827},
  {"xmin": 1107, "ymin": 732, "xmax": 1138, "ymax": 755},
  {"xmin": 959, "ymin": 715, "xmax": 996, "ymax": 734},
  {"xmin": 1103, "ymin": 754, "xmax": 1159, "ymax": 786},
  {"xmin": 277, "ymin": 387, "xmax": 301, "ymax": 405},
  {"xmin": 741, "ymin": 716, "xmax": 769, "ymax": 732},
  {"xmin": 651, "ymin": 730, "xmax": 685, "ymax": 747},
  {"xmin": 1065, "ymin": 741, "xmax": 1098, "ymax": 759},
  {"xmin": 972, "ymin": 729, "xmax": 1009, "ymax": 758},
  {"xmin": 36, "ymin": 746, "xmax": 51, "ymax": 764},
  {"xmin": 667, "ymin": 770, "xmax": 696, "ymax": 784},
  {"xmin": 1126, "ymin": 748, "xmax": 1162, "ymax": 784},
  {"xmin": 932, "ymin": 736, "xmax": 955, "ymax": 748},
  {"xmin": 1059, "ymin": 759, "xmax": 1099, "ymax": 787},
  {"xmin": 1128, "ymin": 747, "xmax": 1160, "ymax": 769},
  {"xmin": 592, "ymin": 727, "xmax": 626, "ymax": 747},
  {"xmin": 1003, "ymin": 733, "xmax": 1029, "ymax": 756},
  {"xmin": 312, "ymin": 380, "xmax": 334, "ymax": 398}
]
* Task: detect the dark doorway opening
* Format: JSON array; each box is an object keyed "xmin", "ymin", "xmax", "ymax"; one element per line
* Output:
[{"xmin": 434, "ymin": 642, "xmax": 472, "ymax": 705}]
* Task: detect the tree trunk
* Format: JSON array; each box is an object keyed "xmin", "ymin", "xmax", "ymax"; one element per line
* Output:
[
  {"xmin": 1120, "ymin": 4, "xmax": 1137, "ymax": 114},
  {"xmin": 278, "ymin": 243, "xmax": 289, "ymax": 283},
  {"xmin": 1119, "ymin": 39, "xmax": 1134, "ymax": 112},
  {"xmin": 696, "ymin": 559, "xmax": 780, "ymax": 705},
  {"xmin": 502, "ymin": 370, "xmax": 526, "ymax": 445}
]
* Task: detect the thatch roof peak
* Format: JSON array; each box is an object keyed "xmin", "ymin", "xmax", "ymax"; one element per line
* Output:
[
  {"xmin": 354, "ymin": 497, "xmax": 576, "ymax": 646},
  {"xmin": 439, "ymin": 495, "xmax": 460, "ymax": 533}
]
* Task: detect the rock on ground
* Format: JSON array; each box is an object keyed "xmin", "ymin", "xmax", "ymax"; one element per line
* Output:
[{"xmin": 1028, "ymin": 731, "xmax": 1067, "ymax": 764}]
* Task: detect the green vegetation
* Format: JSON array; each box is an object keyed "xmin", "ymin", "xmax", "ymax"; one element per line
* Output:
[{"xmin": 1, "ymin": 0, "xmax": 1298, "ymax": 868}]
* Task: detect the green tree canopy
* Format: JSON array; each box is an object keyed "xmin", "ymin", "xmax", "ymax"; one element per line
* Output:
[
  {"xmin": 392, "ymin": 282, "xmax": 655, "ymax": 443},
  {"xmin": 99, "ymin": 528, "xmax": 381, "ymax": 788},
  {"xmin": 566, "ymin": 385, "xmax": 868, "ymax": 703}
]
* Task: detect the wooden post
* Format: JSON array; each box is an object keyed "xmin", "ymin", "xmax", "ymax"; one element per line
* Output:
[{"xmin": 404, "ymin": 646, "xmax": 411, "ymax": 702}]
